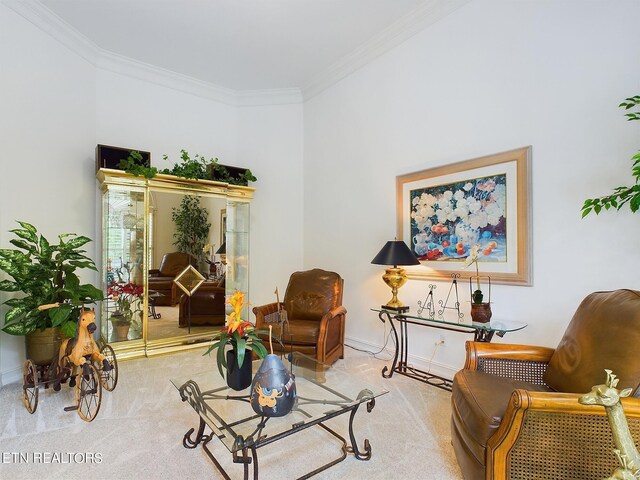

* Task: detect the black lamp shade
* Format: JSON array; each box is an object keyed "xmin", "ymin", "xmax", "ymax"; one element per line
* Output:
[
  {"xmin": 371, "ymin": 240, "xmax": 420, "ymax": 267},
  {"xmin": 216, "ymin": 242, "xmax": 226, "ymax": 254}
]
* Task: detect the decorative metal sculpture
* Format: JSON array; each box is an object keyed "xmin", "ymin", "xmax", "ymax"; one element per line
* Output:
[
  {"xmin": 417, "ymin": 284, "xmax": 436, "ymax": 318},
  {"xmin": 579, "ymin": 370, "xmax": 640, "ymax": 480},
  {"xmin": 437, "ymin": 273, "xmax": 463, "ymax": 320}
]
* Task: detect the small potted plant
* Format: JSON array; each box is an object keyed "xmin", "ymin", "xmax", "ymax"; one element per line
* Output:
[
  {"xmin": 107, "ymin": 281, "xmax": 143, "ymax": 340},
  {"xmin": 204, "ymin": 290, "xmax": 268, "ymax": 390},
  {"xmin": 463, "ymin": 244, "xmax": 492, "ymax": 323}
]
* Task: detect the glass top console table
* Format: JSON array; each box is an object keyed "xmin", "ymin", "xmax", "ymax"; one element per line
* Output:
[
  {"xmin": 373, "ymin": 308, "xmax": 527, "ymax": 391},
  {"xmin": 171, "ymin": 352, "xmax": 388, "ymax": 479}
]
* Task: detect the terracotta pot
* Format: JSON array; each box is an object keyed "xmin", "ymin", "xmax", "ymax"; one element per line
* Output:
[
  {"xmin": 111, "ymin": 315, "xmax": 131, "ymax": 341},
  {"xmin": 470, "ymin": 303, "xmax": 492, "ymax": 323}
]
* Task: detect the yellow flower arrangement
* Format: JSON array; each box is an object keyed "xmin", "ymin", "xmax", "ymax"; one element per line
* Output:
[{"xmin": 204, "ymin": 290, "xmax": 268, "ymax": 378}]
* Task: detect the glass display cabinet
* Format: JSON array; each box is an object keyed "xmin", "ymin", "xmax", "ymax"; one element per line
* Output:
[{"xmin": 97, "ymin": 169, "xmax": 254, "ymax": 359}]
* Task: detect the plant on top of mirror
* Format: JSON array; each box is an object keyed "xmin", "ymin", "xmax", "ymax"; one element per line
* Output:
[
  {"xmin": 160, "ymin": 150, "xmax": 210, "ymax": 180},
  {"xmin": 0, "ymin": 221, "xmax": 104, "ymax": 337},
  {"xmin": 161, "ymin": 149, "xmax": 257, "ymax": 186},
  {"xmin": 582, "ymin": 95, "xmax": 640, "ymax": 217},
  {"xmin": 172, "ymin": 195, "xmax": 211, "ymax": 265},
  {"xmin": 118, "ymin": 150, "xmax": 158, "ymax": 179}
]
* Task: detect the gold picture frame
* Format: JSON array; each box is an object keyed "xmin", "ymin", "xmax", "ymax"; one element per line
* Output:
[{"xmin": 396, "ymin": 146, "xmax": 532, "ymax": 286}]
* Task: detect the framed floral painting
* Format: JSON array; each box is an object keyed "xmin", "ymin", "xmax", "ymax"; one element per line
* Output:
[{"xmin": 396, "ymin": 146, "xmax": 532, "ymax": 286}]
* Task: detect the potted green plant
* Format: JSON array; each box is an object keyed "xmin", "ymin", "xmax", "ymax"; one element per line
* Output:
[
  {"xmin": 172, "ymin": 194, "xmax": 211, "ymax": 271},
  {"xmin": 582, "ymin": 95, "xmax": 640, "ymax": 217},
  {"xmin": 0, "ymin": 221, "xmax": 103, "ymax": 363},
  {"xmin": 204, "ymin": 290, "xmax": 268, "ymax": 390},
  {"xmin": 463, "ymin": 244, "xmax": 492, "ymax": 323}
]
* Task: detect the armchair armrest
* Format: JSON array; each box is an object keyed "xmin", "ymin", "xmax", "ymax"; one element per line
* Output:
[
  {"xmin": 464, "ymin": 341, "xmax": 555, "ymax": 385},
  {"xmin": 317, "ymin": 306, "xmax": 347, "ymax": 364},
  {"xmin": 487, "ymin": 390, "xmax": 640, "ymax": 479},
  {"xmin": 252, "ymin": 302, "xmax": 283, "ymax": 329}
]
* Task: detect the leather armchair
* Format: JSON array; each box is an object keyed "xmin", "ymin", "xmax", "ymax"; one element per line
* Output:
[
  {"xmin": 253, "ymin": 268, "xmax": 346, "ymax": 365},
  {"xmin": 148, "ymin": 252, "xmax": 194, "ymax": 306},
  {"xmin": 451, "ymin": 289, "xmax": 640, "ymax": 480}
]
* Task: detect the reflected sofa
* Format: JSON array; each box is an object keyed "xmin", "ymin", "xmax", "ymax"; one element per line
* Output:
[
  {"xmin": 148, "ymin": 252, "xmax": 194, "ymax": 306},
  {"xmin": 178, "ymin": 280, "xmax": 226, "ymax": 327}
]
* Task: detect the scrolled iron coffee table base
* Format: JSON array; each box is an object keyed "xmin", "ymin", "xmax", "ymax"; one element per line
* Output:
[{"xmin": 182, "ymin": 396, "xmax": 375, "ymax": 480}]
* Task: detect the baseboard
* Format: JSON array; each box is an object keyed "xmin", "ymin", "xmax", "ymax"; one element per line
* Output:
[
  {"xmin": 1, "ymin": 366, "xmax": 22, "ymax": 387},
  {"xmin": 344, "ymin": 335, "xmax": 458, "ymax": 381}
]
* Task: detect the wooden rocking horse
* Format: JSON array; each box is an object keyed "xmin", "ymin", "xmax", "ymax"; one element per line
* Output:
[{"xmin": 57, "ymin": 308, "xmax": 112, "ymax": 388}]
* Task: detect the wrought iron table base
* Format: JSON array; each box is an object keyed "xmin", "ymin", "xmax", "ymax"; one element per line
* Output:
[
  {"xmin": 181, "ymin": 399, "xmax": 374, "ymax": 479},
  {"xmin": 378, "ymin": 310, "xmax": 504, "ymax": 392}
]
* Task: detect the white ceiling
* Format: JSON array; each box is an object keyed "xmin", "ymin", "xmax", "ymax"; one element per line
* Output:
[{"xmin": 38, "ymin": 0, "xmax": 430, "ymax": 92}]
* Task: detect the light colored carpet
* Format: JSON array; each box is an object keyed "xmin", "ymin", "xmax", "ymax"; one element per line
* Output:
[
  {"xmin": 0, "ymin": 348, "xmax": 462, "ymax": 479},
  {"xmin": 147, "ymin": 306, "xmax": 221, "ymax": 340}
]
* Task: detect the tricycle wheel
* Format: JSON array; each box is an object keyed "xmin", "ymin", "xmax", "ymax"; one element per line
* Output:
[
  {"xmin": 97, "ymin": 344, "xmax": 118, "ymax": 391},
  {"xmin": 75, "ymin": 364, "xmax": 102, "ymax": 422},
  {"xmin": 22, "ymin": 359, "xmax": 38, "ymax": 414}
]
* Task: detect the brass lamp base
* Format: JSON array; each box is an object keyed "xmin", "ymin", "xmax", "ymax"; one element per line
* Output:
[{"xmin": 381, "ymin": 267, "xmax": 409, "ymax": 310}]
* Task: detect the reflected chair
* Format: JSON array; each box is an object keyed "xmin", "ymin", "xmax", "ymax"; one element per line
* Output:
[
  {"xmin": 178, "ymin": 280, "xmax": 226, "ymax": 327},
  {"xmin": 450, "ymin": 289, "xmax": 640, "ymax": 479},
  {"xmin": 148, "ymin": 252, "xmax": 195, "ymax": 306},
  {"xmin": 253, "ymin": 269, "xmax": 346, "ymax": 365}
]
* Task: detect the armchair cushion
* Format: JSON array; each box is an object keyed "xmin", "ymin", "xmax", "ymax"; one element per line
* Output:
[
  {"xmin": 285, "ymin": 319, "xmax": 320, "ymax": 345},
  {"xmin": 543, "ymin": 289, "xmax": 640, "ymax": 394},
  {"xmin": 452, "ymin": 369, "xmax": 551, "ymax": 464}
]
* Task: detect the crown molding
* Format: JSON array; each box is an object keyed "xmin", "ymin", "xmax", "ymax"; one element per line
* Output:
[
  {"xmin": 3, "ymin": 0, "xmax": 302, "ymax": 106},
  {"xmin": 2, "ymin": 0, "xmax": 99, "ymax": 66},
  {"xmin": 5, "ymin": 0, "xmax": 467, "ymax": 106},
  {"xmin": 301, "ymin": 0, "xmax": 472, "ymax": 101}
]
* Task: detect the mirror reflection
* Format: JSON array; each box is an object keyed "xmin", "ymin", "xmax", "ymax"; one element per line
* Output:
[{"xmin": 147, "ymin": 190, "xmax": 227, "ymax": 341}]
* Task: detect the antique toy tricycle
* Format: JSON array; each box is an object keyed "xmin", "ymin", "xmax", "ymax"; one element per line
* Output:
[{"xmin": 22, "ymin": 307, "xmax": 118, "ymax": 422}]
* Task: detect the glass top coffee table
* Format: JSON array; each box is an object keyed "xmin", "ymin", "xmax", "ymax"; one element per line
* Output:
[{"xmin": 171, "ymin": 352, "xmax": 388, "ymax": 479}]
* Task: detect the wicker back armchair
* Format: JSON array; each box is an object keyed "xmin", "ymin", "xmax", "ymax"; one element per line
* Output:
[{"xmin": 451, "ymin": 289, "xmax": 640, "ymax": 479}]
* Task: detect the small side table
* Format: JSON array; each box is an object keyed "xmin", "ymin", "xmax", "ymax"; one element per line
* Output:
[{"xmin": 373, "ymin": 308, "xmax": 527, "ymax": 391}]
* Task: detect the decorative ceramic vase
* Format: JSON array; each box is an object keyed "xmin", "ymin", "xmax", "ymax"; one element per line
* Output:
[
  {"xmin": 226, "ymin": 349, "xmax": 252, "ymax": 391},
  {"xmin": 470, "ymin": 303, "xmax": 492, "ymax": 323},
  {"xmin": 250, "ymin": 354, "xmax": 296, "ymax": 417}
]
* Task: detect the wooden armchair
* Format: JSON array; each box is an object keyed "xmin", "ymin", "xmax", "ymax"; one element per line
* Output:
[
  {"xmin": 252, "ymin": 269, "xmax": 346, "ymax": 365},
  {"xmin": 451, "ymin": 289, "xmax": 640, "ymax": 480}
]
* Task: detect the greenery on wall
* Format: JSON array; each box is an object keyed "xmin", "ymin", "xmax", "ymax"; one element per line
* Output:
[
  {"xmin": 171, "ymin": 195, "xmax": 211, "ymax": 265},
  {"xmin": 582, "ymin": 95, "xmax": 640, "ymax": 217}
]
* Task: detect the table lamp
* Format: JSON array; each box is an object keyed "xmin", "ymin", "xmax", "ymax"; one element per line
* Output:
[
  {"xmin": 371, "ymin": 240, "xmax": 419, "ymax": 311},
  {"xmin": 216, "ymin": 241, "xmax": 226, "ymax": 264}
]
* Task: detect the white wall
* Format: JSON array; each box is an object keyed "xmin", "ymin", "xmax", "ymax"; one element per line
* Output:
[
  {"xmin": 237, "ymin": 104, "xmax": 305, "ymax": 307},
  {"xmin": 0, "ymin": 4, "xmax": 97, "ymax": 385},
  {"xmin": 303, "ymin": 0, "xmax": 640, "ymax": 377}
]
